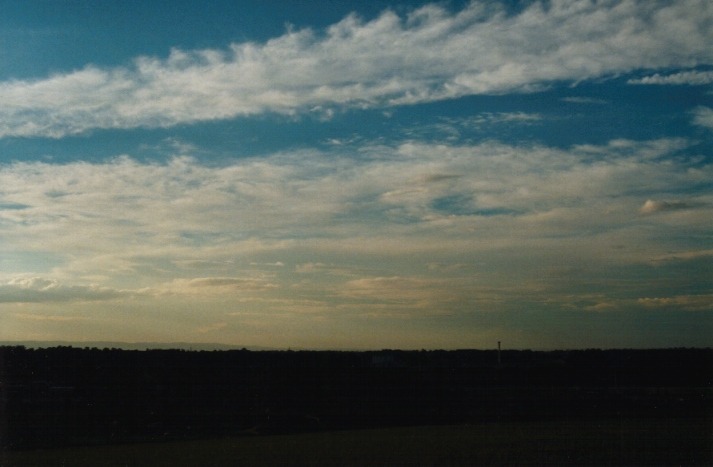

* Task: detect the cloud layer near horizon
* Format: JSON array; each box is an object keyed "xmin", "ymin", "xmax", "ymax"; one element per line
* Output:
[
  {"xmin": 1, "ymin": 0, "xmax": 712, "ymax": 138},
  {"xmin": 1, "ymin": 138, "xmax": 710, "ymax": 314}
]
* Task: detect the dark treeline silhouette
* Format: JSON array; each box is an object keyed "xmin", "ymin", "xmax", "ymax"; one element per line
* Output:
[{"xmin": 1, "ymin": 346, "xmax": 711, "ymax": 450}]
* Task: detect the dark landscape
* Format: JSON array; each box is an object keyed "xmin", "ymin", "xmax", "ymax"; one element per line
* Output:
[{"xmin": 1, "ymin": 346, "xmax": 711, "ymax": 465}]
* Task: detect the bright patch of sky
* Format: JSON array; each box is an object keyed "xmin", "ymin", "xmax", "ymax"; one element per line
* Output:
[{"xmin": 0, "ymin": 0, "xmax": 711, "ymax": 349}]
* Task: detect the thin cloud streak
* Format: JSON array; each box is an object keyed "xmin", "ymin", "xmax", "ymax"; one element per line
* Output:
[
  {"xmin": 1, "ymin": 0, "xmax": 712, "ymax": 137},
  {"xmin": 628, "ymin": 70, "xmax": 713, "ymax": 85},
  {"xmin": 0, "ymin": 277, "xmax": 133, "ymax": 303},
  {"xmin": 639, "ymin": 199, "xmax": 707, "ymax": 214}
]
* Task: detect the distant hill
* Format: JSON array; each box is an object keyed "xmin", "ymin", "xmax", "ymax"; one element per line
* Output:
[{"xmin": 0, "ymin": 340, "xmax": 272, "ymax": 351}]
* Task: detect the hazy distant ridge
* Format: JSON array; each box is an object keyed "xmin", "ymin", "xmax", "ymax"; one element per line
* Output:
[{"xmin": 0, "ymin": 340, "xmax": 271, "ymax": 351}]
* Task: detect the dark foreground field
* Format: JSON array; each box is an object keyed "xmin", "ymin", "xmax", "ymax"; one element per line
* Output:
[
  {"xmin": 4, "ymin": 418, "xmax": 711, "ymax": 466},
  {"xmin": 1, "ymin": 347, "xmax": 711, "ymax": 464}
]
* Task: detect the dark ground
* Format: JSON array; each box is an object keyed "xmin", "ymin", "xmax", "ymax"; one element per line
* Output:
[
  {"xmin": 1, "ymin": 347, "xmax": 711, "ymax": 464},
  {"xmin": 4, "ymin": 418, "xmax": 711, "ymax": 466}
]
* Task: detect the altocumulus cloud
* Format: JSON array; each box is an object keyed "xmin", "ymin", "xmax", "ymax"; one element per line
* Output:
[
  {"xmin": 1, "ymin": 137, "xmax": 710, "ymax": 306},
  {"xmin": 0, "ymin": 0, "xmax": 712, "ymax": 137}
]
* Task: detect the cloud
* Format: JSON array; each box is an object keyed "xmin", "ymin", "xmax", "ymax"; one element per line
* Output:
[
  {"xmin": 637, "ymin": 295, "xmax": 713, "ymax": 311},
  {"xmin": 295, "ymin": 263, "xmax": 327, "ymax": 274},
  {"xmin": 173, "ymin": 259, "xmax": 235, "ymax": 270},
  {"xmin": 639, "ymin": 199, "xmax": 697, "ymax": 214},
  {"xmin": 158, "ymin": 277, "xmax": 279, "ymax": 295},
  {"xmin": 1, "ymin": 0, "xmax": 712, "ymax": 137},
  {"xmin": 0, "ymin": 137, "xmax": 710, "ymax": 315},
  {"xmin": 250, "ymin": 261, "xmax": 284, "ymax": 267},
  {"xmin": 195, "ymin": 322, "xmax": 228, "ymax": 334},
  {"xmin": 584, "ymin": 301, "xmax": 618, "ymax": 312},
  {"xmin": 561, "ymin": 97, "xmax": 608, "ymax": 104},
  {"xmin": 585, "ymin": 294, "xmax": 713, "ymax": 312},
  {"xmin": 0, "ymin": 136, "xmax": 710, "ymax": 346},
  {"xmin": 692, "ymin": 106, "xmax": 713, "ymax": 130},
  {"xmin": 401, "ymin": 112, "xmax": 544, "ymax": 141},
  {"xmin": 628, "ymin": 70, "xmax": 713, "ymax": 85},
  {"xmin": 651, "ymin": 249, "xmax": 713, "ymax": 262},
  {"xmin": 338, "ymin": 276, "xmax": 460, "ymax": 314},
  {"xmin": 13, "ymin": 313, "xmax": 88, "ymax": 322},
  {"xmin": 420, "ymin": 174, "xmax": 461, "ymax": 183},
  {"xmin": 459, "ymin": 112, "xmax": 543, "ymax": 128},
  {"xmin": 0, "ymin": 277, "xmax": 130, "ymax": 303}
]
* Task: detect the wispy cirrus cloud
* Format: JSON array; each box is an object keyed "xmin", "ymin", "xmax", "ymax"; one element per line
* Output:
[
  {"xmin": 561, "ymin": 97, "xmax": 608, "ymax": 104},
  {"xmin": 628, "ymin": 69, "xmax": 713, "ymax": 85},
  {"xmin": 399, "ymin": 112, "xmax": 543, "ymax": 140},
  {"xmin": 1, "ymin": 0, "xmax": 711, "ymax": 138},
  {"xmin": 651, "ymin": 249, "xmax": 713, "ymax": 262},
  {"xmin": 460, "ymin": 112, "xmax": 544, "ymax": 128}
]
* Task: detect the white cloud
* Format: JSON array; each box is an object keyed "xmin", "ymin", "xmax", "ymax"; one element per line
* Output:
[
  {"xmin": 692, "ymin": 106, "xmax": 713, "ymax": 130},
  {"xmin": 0, "ymin": 137, "xmax": 710, "ymax": 305},
  {"xmin": 1, "ymin": 0, "xmax": 712, "ymax": 137},
  {"xmin": 0, "ymin": 136, "xmax": 711, "ymax": 347},
  {"xmin": 628, "ymin": 70, "xmax": 713, "ymax": 85}
]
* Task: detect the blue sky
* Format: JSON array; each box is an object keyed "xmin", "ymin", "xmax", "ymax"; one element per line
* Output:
[{"xmin": 0, "ymin": 0, "xmax": 711, "ymax": 349}]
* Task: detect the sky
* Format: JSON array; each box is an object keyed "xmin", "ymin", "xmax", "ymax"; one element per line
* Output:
[{"xmin": 0, "ymin": 0, "xmax": 711, "ymax": 350}]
